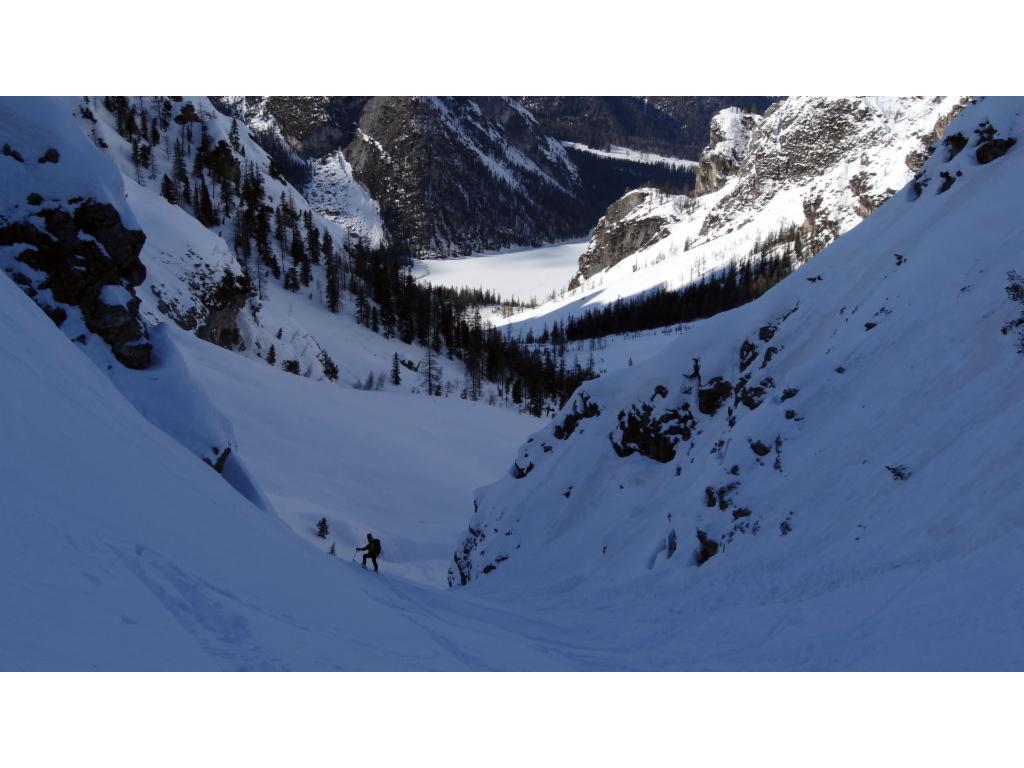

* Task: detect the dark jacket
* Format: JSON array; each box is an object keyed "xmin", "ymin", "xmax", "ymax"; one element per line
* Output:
[{"xmin": 358, "ymin": 537, "xmax": 381, "ymax": 557}]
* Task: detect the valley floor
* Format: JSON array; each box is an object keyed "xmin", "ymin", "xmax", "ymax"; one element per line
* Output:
[{"xmin": 412, "ymin": 240, "xmax": 587, "ymax": 306}]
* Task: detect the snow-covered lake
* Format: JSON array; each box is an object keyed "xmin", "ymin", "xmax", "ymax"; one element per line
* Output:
[{"xmin": 413, "ymin": 240, "xmax": 588, "ymax": 304}]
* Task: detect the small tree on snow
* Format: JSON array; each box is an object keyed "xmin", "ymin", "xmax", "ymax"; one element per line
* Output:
[
  {"xmin": 316, "ymin": 517, "xmax": 330, "ymax": 539},
  {"xmin": 318, "ymin": 350, "xmax": 339, "ymax": 382},
  {"xmin": 420, "ymin": 349, "xmax": 442, "ymax": 396},
  {"xmin": 328, "ymin": 542, "xmax": 336, "ymax": 556},
  {"xmin": 390, "ymin": 353, "xmax": 402, "ymax": 385}
]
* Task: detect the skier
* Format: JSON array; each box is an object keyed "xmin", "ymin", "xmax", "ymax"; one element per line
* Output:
[{"xmin": 356, "ymin": 533, "xmax": 382, "ymax": 572}]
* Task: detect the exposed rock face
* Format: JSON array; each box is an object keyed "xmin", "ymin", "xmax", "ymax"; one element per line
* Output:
[
  {"xmin": 570, "ymin": 189, "xmax": 669, "ymax": 288},
  {"xmin": 698, "ymin": 97, "xmax": 964, "ymax": 253},
  {"xmin": 0, "ymin": 200, "xmax": 151, "ymax": 368},
  {"xmin": 974, "ymin": 120, "xmax": 1016, "ymax": 165},
  {"xmin": 345, "ymin": 97, "xmax": 582, "ymax": 256},
  {"xmin": 610, "ymin": 397, "xmax": 697, "ymax": 463},
  {"xmin": 220, "ymin": 96, "xmax": 370, "ymax": 159},
  {"xmin": 695, "ymin": 107, "xmax": 761, "ymax": 194},
  {"xmin": 195, "ymin": 269, "xmax": 251, "ymax": 349},
  {"xmin": 565, "ymin": 97, "xmax": 967, "ymax": 296}
]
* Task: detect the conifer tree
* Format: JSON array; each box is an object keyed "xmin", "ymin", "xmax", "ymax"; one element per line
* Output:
[
  {"xmin": 198, "ymin": 180, "xmax": 219, "ymax": 226},
  {"xmin": 307, "ymin": 225, "xmax": 320, "ymax": 265},
  {"xmin": 321, "ymin": 230, "xmax": 333, "ymax": 262},
  {"xmin": 290, "ymin": 229, "xmax": 306, "ymax": 266},
  {"xmin": 325, "ymin": 252, "xmax": 341, "ymax": 313},
  {"xmin": 159, "ymin": 174, "xmax": 177, "ymax": 204},
  {"xmin": 316, "ymin": 517, "xmax": 329, "ymax": 539},
  {"xmin": 265, "ymin": 344, "xmax": 277, "ymax": 366},
  {"xmin": 420, "ymin": 348, "xmax": 442, "ymax": 396},
  {"xmin": 390, "ymin": 353, "xmax": 402, "ymax": 385},
  {"xmin": 328, "ymin": 542, "xmax": 336, "ymax": 556},
  {"xmin": 318, "ymin": 350, "xmax": 339, "ymax": 382}
]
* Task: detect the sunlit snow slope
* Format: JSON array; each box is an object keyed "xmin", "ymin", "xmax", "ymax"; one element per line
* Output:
[
  {"xmin": 452, "ymin": 97, "xmax": 1024, "ymax": 669},
  {"xmin": 506, "ymin": 97, "xmax": 964, "ymax": 333}
]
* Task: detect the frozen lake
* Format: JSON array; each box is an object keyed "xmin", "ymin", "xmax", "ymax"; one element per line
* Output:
[{"xmin": 413, "ymin": 240, "xmax": 588, "ymax": 304}]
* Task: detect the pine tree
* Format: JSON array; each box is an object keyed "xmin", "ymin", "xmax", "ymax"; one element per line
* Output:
[
  {"xmin": 172, "ymin": 139, "xmax": 188, "ymax": 182},
  {"xmin": 159, "ymin": 174, "xmax": 177, "ymax": 204},
  {"xmin": 325, "ymin": 251, "xmax": 340, "ymax": 312},
  {"xmin": 290, "ymin": 228, "xmax": 306, "ymax": 266},
  {"xmin": 130, "ymin": 139, "xmax": 142, "ymax": 182},
  {"xmin": 228, "ymin": 118, "xmax": 241, "ymax": 152},
  {"xmin": 198, "ymin": 180, "xmax": 219, "ymax": 226},
  {"xmin": 265, "ymin": 344, "xmax": 277, "ymax": 366},
  {"xmin": 307, "ymin": 225, "xmax": 320, "ymax": 265},
  {"xmin": 328, "ymin": 542, "xmax": 336, "ymax": 556},
  {"xmin": 315, "ymin": 517, "xmax": 330, "ymax": 539},
  {"xmin": 420, "ymin": 349, "xmax": 442, "ymax": 396},
  {"xmin": 355, "ymin": 285, "xmax": 369, "ymax": 325},
  {"xmin": 321, "ymin": 230, "xmax": 333, "ymax": 263},
  {"xmin": 284, "ymin": 267, "xmax": 300, "ymax": 292},
  {"xmin": 318, "ymin": 350, "xmax": 339, "ymax": 382}
]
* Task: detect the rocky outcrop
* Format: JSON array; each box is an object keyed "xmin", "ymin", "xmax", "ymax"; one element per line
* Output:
[
  {"xmin": 195, "ymin": 269, "xmax": 251, "ymax": 349},
  {"xmin": 1, "ymin": 199, "xmax": 151, "ymax": 368},
  {"xmin": 221, "ymin": 96, "xmax": 370, "ymax": 159},
  {"xmin": 610, "ymin": 396, "xmax": 697, "ymax": 464},
  {"xmin": 975, "ymin": 120, "xmax": 1016, "ymax": 165},
  {"xmin": 570, "ymin": 189, "xmax": 669, "ymax": 288},
  {"xmin": 695, "ymin": 107, "xmax": 761, "ymax": 194},
  {"xmin": 696, "ymin": 98, "xmax": 966, "ymax": 256}
]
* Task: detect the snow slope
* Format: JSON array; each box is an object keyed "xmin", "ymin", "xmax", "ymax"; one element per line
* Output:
[
  {"xmin": 5, "ymin": 96, "xmax": 1022, "ymax": 671},
  {"xmin": 0, "ymin": 270, "xmax": 566, "ymax": 670},
  {"xmin": 304, "ymin": 149, "xmax": 384, "ymax": 245},
  {"xmin": 168, "ymin": 322, "xmax": 539, "ymax": 584},
  {"xmin": 451, "ymin": 97, "xmax": 1024, "ymax": 669},
  {"xmin": 504, "ymin": 97, "xmax": 965, "ymax": 333}
]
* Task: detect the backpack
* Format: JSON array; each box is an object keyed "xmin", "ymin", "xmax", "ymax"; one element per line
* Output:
[{"xmin": 372, "ymin": 537, "xmax": 383, "ymax": 557}]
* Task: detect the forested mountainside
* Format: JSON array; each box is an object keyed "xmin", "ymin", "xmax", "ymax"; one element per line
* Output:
[
  {"xmin": 450, "ymin": 97, "xmax": 1024, "ymax": 668},
  {"xmin": 220, "ymin": 96, "xmax": 700, "ymax": 257},
  {"xmin": 519, "ymin": 97, "xmax": 777, "ymax": 159},
  {"xmin": 0, "ymin": 97, "xmax": 619, "ymax": 423}
]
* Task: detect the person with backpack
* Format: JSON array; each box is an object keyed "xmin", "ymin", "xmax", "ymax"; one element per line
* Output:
[{"xmin": 356, "ymin": 533, "xmax": 382, "ymax": 572}]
